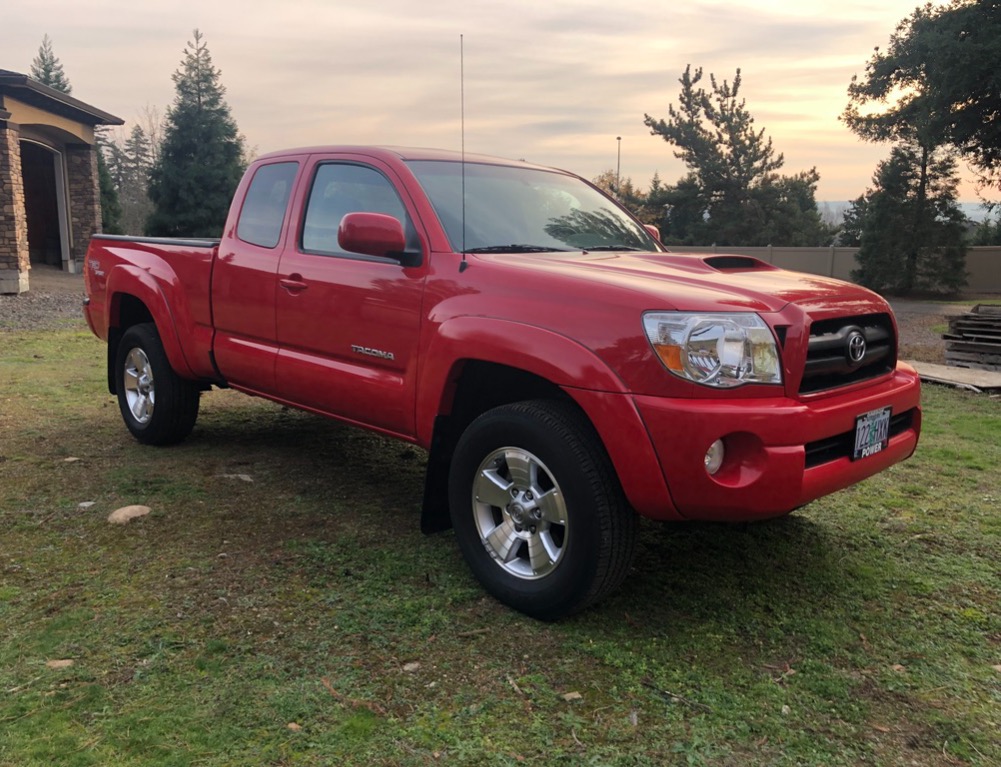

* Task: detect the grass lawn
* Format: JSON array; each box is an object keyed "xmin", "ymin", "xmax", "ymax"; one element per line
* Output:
[{"xmin": 1, "ymin": 322, "xmax": 999, "ymax": 766}]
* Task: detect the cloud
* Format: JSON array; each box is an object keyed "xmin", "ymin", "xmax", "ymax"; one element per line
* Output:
[{"xmin": 4, "ymin": 0, "xmax": 977, "ymax": 200}]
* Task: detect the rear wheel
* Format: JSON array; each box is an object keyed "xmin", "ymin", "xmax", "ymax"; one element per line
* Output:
[
  {"xmin": 448, "ymin": 400, "xmax": 636, "ymax": 620},
  {"xmin": 115, "ymin": 323, "xmax": 200, "ymax": 445}
]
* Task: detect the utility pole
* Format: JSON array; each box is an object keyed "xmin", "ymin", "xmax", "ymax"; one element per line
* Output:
[{"xmin": 616, "ymin": 136, "xmax": 622, "ymax": 194}]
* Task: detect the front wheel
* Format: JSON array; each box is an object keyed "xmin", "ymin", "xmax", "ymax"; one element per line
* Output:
[
  {"xmin": 115, "ymin": 323, "xmax": 200, "ymax": 445},
  {"xmin": 448, "ymin": 400, "xmax": 636, "ymax": 620}
]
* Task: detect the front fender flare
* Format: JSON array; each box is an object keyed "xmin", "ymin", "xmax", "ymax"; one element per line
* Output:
[
  {"xmin": 415, "ymin": 317, "xmax": 626, "ymax": 445},
  {"xmin": 415, "ymin": 317, "xmax": 678, "ymax": 520}
]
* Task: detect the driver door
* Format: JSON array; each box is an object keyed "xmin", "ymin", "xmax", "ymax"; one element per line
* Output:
[{"xmin": 274, "ymin": 156, "xmax": 427, "ymax": 437}]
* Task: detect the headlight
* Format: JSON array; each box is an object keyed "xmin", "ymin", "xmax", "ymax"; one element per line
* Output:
[{"xmin": 643, "ymin": 312, "xmax": 782, "ymax": 388}]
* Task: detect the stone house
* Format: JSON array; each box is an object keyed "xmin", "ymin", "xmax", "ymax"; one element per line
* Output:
[{"xmin": 0, "ymin": 68, "xmax": 123, "ymax": 294}]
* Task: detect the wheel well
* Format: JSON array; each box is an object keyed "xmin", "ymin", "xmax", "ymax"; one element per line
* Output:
[
  {"xmin": 421, "ymin": 360, "xmax": 576, "ymax": 534},
  {"xmin": 106, "ymin": 294, "xmax": 155, "ymax": 394},
  {"xmin": 447, "ymin": 360, "xmax": 570, "ymax": 435}
]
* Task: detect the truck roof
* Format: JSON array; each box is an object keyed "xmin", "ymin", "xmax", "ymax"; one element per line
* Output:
[{"xmin": 252, "ymin": 145, "xmax": 560, "ymax": 172}]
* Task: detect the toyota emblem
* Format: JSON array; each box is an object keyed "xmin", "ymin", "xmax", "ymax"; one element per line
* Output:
[{"xmin": 846, "ymin": 331, "xmax": 867, "ymax": 365}]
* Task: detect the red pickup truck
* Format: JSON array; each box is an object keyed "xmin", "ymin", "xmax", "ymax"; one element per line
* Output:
[{"xmin": 84, "ymin": 146, "xmax": 921, "ymax": 619}]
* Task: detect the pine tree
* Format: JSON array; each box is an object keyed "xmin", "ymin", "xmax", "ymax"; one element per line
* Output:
[
  {"xmin": 658, "ymin": 174, "xmax": 706, "ymax": 245},
  {"xmin": 30, "ymin": 34, "xmax": 122, "ymax": 233},
  {"xmin": 147, "ymin": 30, "xmax": 245, "ymax": 237},
  {"xmin": 30, "ymin": 34, "xmax": 72, "ymax": 93},
  {"xmin": 838, "ymin": 195, "xmax": 867, "ymax": 247},
  {"xmin": 848, "ymin": 144, "xmax": 967, "ymax": 296},
  {"xmin": 844, "ymin": 0, "xmax": 1001, "ymax": 190},
  {"xmin": 95, "ymin": 129, "xmax": 123, "ymax": 234},
  {"xmin": 645, "ymin": 65, "xmax": 828, "ymax": 246},
  {"xmin": 123, "ymin": 126, "xmax": 152, "ymax": 177},
  {"xmin": 118, "ymin": 125, "xmax": 155, "ymax": 234},
  {"xmin": 971, "ymin": 209, "xmax": 1001, "ymax": 246},
  {"xmin": 591, "ymin": 170, "xmax": 648, "ymax": 220}
]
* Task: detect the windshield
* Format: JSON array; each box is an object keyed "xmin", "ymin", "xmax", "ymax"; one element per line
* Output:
[{"xmin": 405, "ymin": 160, "xmax": 663, "ymax": 254}]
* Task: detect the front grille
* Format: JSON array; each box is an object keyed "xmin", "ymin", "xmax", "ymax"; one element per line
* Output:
[
  {"xmin": 804, "ymin": 409, "xmax": 915, "ymax": 468},
  {"xmin": 799, "ymin": 313, "xmax": 896, "ymax": 394}
]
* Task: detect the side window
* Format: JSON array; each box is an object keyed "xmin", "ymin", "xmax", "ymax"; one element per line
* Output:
[
  {"xmin": 302, "ymin": 163, "xmax": 409, "ymax": 256},
  {"xmin": 236, "ymin": 162, "xmax": 298, "ymax": 248}
]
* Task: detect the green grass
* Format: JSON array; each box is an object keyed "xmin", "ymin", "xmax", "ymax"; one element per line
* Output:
[{"xmin": 1, "ymin": 322, "xmax": 999, "ymax": 766}]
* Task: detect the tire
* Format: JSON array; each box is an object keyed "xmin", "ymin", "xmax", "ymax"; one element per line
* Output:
[
  {"xmin": 448, "ymin": 399, "xmax": 637, "ymax": 620},
  {"xmin": 115, "ymin": 322, "xmax": 200, "ymax": 446}
]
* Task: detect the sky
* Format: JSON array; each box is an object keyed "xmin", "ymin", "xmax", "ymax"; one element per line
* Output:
[{"xmin": 5, "ymin": 0, "xmax": 986, "ymax": 202}]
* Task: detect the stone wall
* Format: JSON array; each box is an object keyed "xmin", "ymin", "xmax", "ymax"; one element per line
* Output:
[
  {"xmin": 0, "ymin": 122, "xmax": 30, "ymax": 294},
  {"xmin": 66, "ymin": 144, "xmax": 100, "ymax": 270}
]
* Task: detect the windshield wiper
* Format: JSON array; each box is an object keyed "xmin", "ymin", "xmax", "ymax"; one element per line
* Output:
[
  {"xmin": 464, "ymin": 244, "xmax": 571, "ymax": 254},
  {"xmin": 580, "ymin": 245, "xmax": 645, "ymax": 252}
]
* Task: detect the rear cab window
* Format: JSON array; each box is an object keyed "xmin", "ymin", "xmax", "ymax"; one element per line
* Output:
[{"xmin": 236, "ymin": 162, "xmax": 299, "ymax": 248}]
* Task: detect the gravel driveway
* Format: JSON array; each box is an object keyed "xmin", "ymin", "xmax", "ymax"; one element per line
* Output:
[
  {"xmin": 0, "ymin": 265, "xmax": 975, "ymax": 364},
  {"xmin": 0, "ymin": 266, "xmax": 88, "ymax": 332}
]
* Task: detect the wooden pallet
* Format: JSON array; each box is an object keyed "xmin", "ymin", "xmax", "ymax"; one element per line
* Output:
[{"xmin": 945, "ymin": 304, "xmax": 1001, "ymax": 371}]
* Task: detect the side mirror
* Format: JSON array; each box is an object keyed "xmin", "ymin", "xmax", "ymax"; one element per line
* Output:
[
  {"xmin": 338, "ymin": 212, "xmax": 408, "ymax": 260},
  {"xmin": 644, "ymin": 224, "xmax": 662, "ymax": 243}
]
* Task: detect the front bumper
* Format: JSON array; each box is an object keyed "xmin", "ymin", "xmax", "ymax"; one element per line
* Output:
[{"xmin": 633, "ymin": 364, "xmax": 921, "ymax": 521}]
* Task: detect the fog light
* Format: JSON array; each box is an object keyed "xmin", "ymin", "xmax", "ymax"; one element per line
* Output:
[{"xmin": 704, "ymin": 439, "xmax": 725, "ymax": 475}]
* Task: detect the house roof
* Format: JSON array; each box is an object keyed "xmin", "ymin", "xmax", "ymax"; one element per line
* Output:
[{"xmin": 0, "ymin": 69, "xmax": 123, "ymax": 126}]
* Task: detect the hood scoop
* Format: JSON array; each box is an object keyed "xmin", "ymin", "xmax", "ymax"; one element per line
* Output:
[{"xmin": 702, "ymin": 255, "xmax": 777, "ymax": 272}]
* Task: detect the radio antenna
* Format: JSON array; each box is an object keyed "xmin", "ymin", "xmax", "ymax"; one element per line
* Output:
[{"xmin": 459, "ymin": 33, "xmax": 468, "ymax": 273}]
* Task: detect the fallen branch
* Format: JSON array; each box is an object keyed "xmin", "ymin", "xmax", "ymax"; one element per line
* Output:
[
  {"xmin": 506, "ymin": 675, "xmax": 525, "ymax": 696},
  {"xmin": 642, "ymin": 681, "xmax": 713, "ymax": 713},
  {"xmin": 6, "ymin": 675, "xmax": 44, "ymax": 694}
]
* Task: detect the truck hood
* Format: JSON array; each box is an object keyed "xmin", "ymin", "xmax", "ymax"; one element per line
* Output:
[{"xmin": 485, "ymin": 250, "xmax": 884, "ymax": 314}]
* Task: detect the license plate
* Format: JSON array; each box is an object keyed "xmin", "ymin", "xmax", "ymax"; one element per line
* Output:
[{"xmin": 853, "ymin": 407, "xmax": 891, "ymax": 461}]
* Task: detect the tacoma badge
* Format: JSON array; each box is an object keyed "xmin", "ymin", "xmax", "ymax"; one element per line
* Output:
[{"xmin": 351, "ymin": 345, "xmax": 395, "ymax": 361}]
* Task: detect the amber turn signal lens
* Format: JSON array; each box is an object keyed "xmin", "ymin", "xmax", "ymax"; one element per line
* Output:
[{"xmin": 655, "ymin": 344, "xmax": 683, "ymax": 372}]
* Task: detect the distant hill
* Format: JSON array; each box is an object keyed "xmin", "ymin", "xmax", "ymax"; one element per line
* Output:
[
  {"xmin": 957, "ymin": 203, "xmax": 994, "ymax": 223},
  {"xmin": 818, "ymin": 201, "xmax": 994, "ymax": 226}
]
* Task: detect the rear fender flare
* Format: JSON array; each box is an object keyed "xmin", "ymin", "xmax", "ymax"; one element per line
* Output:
[{"xmin": 105, "ymin": 265, "xmax": 195, "ymax": 381}]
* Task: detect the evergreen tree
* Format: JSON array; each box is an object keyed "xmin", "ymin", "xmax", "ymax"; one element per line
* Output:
[
  {"xmin": 838, "ymin": 195, "xmax": 867, "ymax": 247},
  {"xmin": 30, "ymin": 34, "xmax": 72, "ymax": 93},
  {"xmin": 752, "ymin": 170, "xmax": 831, "ymax": 247},
  {"xmin": 971, "ymin": 208, "xmax": 1001, "ymax": 245},
  {"xmin": 30, "ymin": 34, "xmax": 121, "ymax": 233},
  {"xmin": 844, "ymin": 0, "xmax": 1001, "ymax": 189},
  {"xmin": 147, "ymin": 30, "xmax": 245, "ymax": 237},
  {"xmin": 591, "ymin": 170, "xmax": 648, "ymax": 220},
  {"xmin": 847, "ymin": 144, "xmax": 967, "ymax": 295},
  {"xmin": 645, "ymin": 65, "xmax": 828, "ymax": 246},
  {"xmin": 658, "ymin": 174, "xmax": 707, "ymax": 245},
  {"xmin": 843, "ymin": 5, "xmax": 980, "ymax": 294},
  {"xmin": 103, "ymin": 140, "xmax": 127, "ymax": 192},
  {"xmin": 95, "ymin": 144, "xmax": 122, "ymax": 235},
  {"xmin": 637, "ymin": 172, "xmax": 671, "ymax": 231},
  {"xmin": 103, "ymin": 108, "xmax": 166, "ymax": 235},
  {"xmin": 114, "ymin": 126, "xmax": 156, "ymax": 234},
  {"xmin": 96, "ymin": 129, "xmax": 122, "ymax": 234}
]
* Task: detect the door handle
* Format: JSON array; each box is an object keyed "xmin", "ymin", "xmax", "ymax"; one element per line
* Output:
[{"xmin": 280, "ymin": 275, "xmax": 308, "ymax": 292}]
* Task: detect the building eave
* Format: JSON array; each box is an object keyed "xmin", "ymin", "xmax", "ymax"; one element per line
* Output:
[{"xmin": 0, "ymin": 69, "xmax": 124, "ymax": 126}]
